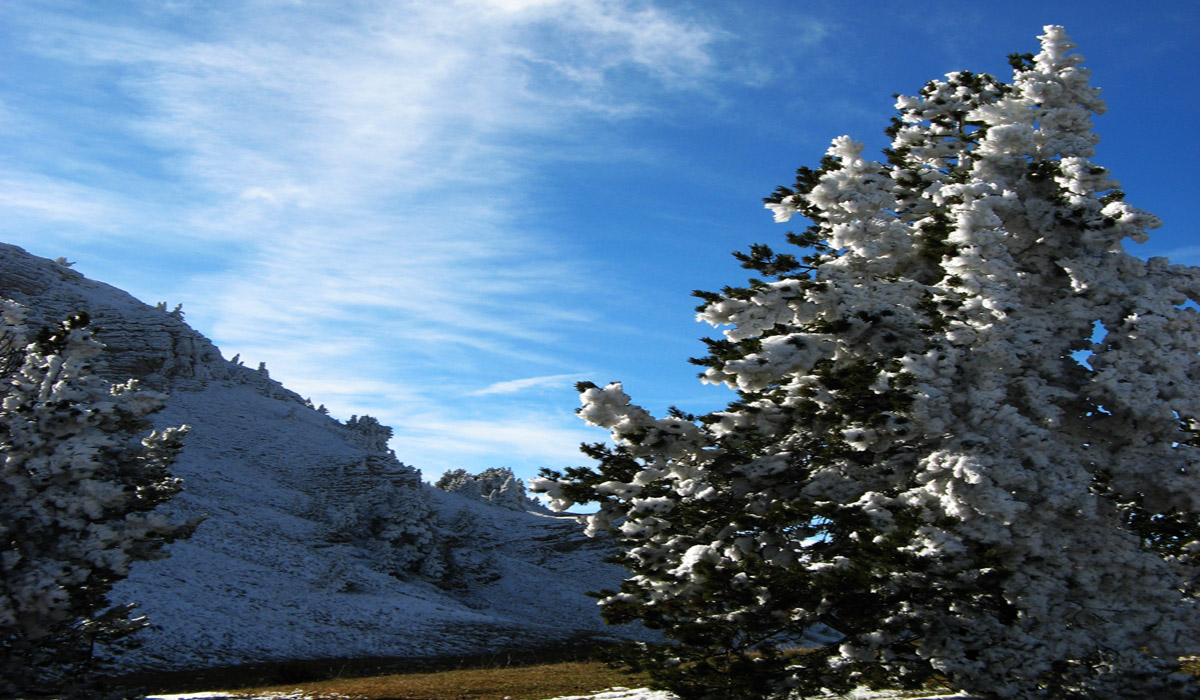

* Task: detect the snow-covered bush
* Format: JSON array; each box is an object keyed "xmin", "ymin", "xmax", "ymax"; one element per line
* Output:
[
  {"xmin": 0, "ymin": 303, "xmax": 196, "ymax": 696},
  {"xmin": 344, "ymin": 414, "xmax": 396, "ymax": 454},
  {"xmin": 533, "ymin": 27, "xmax": 1199, "ymax": 700},
  {"xmin": 435, "ymin": 466, "xmax": 539, "ymax": 511},
  {"xmin": 328, "ymin": 481, "xmax": 442, "ymax": 579}
]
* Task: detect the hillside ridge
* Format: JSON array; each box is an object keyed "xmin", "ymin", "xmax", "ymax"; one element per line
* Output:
[{"xmin": 0, "ymin": 242, "xmax": 640, "ymax": 673}]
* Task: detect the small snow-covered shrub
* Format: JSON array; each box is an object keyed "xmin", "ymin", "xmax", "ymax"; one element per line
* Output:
[{"xmin": 0, "ymin": 303, "xmax": 195, "ymax": 696}]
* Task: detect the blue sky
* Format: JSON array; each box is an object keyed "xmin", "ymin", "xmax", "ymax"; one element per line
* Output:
[{"xmin": 2, "ymin": 0, "xmax": 1197, "ymax": 485}]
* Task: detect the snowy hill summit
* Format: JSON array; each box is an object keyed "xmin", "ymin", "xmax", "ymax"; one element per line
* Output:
[{"xmin": 0, "ymin": 242, "xmax": 638, "ymax": 673}]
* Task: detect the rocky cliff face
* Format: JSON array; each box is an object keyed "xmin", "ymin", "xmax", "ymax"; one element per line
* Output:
[
  {"xmin": 0, "ymin": 245, "xmax": 233, "ymax": 390},
  {"xmin": 0, "ymin": 243, "xmax": 638, "ymax": 673}
]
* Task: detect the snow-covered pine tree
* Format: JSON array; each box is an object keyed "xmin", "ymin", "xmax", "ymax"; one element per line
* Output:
[
  {"xmin": 533, "ymin": 27, "xmax": 1199, "ymax": 700},
  {"xmin": 0, "ymin": 303, "xmax": 196, "ymax": 696}
]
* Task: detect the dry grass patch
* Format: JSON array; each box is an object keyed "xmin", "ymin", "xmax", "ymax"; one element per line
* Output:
[{"xmin": 225, "ymin": 660, "xmax": 651, "ymax": 700}]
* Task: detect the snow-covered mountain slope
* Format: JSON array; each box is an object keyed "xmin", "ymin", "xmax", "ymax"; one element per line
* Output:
[{"xmin": 0, "ymin": 243, "xmax": 641, "ymax": 673}]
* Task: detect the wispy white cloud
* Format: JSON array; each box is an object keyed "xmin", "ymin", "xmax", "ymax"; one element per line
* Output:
[
  {"xmin": 390, "ymin": 411, "xmax": 599, "ymax": 474},
  {"xmin": 0, "ymin": 176, "xmax": 120, "ymax": 227},
  {"xmin": 0, "ymin": 0, "xmax": 825, "ymax": 479},
  {"xmin": 1158, "ymin": 245, "xmax": 1200, "ymax": 265},
  {"xmin": 469, "ymin": 373, "xmax": 586, "ymax": 396}
]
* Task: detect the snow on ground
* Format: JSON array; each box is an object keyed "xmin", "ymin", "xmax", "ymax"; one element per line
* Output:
[
  {"xmin": 109, "ymin": 377, "xmax": 647, "ymax": 670},
  {"xmin": 589, "ymin": 694, "xmax": 977, "ymax": 700}
]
